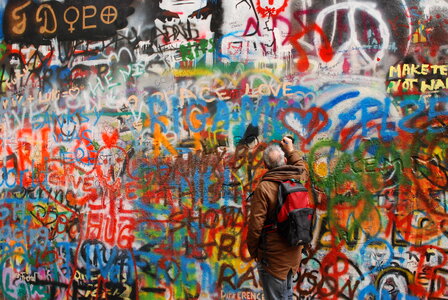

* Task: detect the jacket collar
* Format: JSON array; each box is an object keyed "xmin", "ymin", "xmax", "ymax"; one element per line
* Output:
[{"xmin": 262, "ymin": 165, "xmax": 304, "ymax": 181}]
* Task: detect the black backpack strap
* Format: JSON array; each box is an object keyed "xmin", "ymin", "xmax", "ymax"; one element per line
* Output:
[{"xmin": 245, "ymin": 191, "xmax": 254, "ymax": 202}]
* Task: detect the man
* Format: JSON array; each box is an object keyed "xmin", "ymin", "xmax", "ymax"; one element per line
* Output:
[{"xmin": 247, "ymin": 136, "xmax": 309, "ymax": 299}]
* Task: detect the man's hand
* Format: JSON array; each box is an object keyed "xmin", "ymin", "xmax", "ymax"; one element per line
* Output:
[{"xmin": 280, "ymin": 136, "xmax": 294, "ymax": 155}]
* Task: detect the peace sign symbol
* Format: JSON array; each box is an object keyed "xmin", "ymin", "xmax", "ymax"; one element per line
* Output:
[{"xmin": 313, "ymin": 2, "xmax": 390, "ymax": 70}]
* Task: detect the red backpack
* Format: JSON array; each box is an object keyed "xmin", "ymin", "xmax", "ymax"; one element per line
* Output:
[{"xmin": 263, "ymin": 179, "xmax": 315, "ymax": 246}]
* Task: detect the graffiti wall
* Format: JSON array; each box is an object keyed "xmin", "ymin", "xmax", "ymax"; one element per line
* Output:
[{"xmin": 0, "ymin": 0, "xmax": 447, "ymax": 299}]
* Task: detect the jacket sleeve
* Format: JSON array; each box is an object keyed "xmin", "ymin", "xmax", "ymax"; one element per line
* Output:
[
  {"xmin": 247, "ymin": 185, "xmax": 269, "ymax": 260},
  {"xmin": 286, "ymin": 150, "xmax": 309, "ymax": 180}
]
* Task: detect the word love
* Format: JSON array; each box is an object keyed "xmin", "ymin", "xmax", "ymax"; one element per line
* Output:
[
  {"xmin": 4, "ymin": 0, "xmax": 133, "ymax": 43},
  {"xmin": 154, "ymin": 82, "xmax": 297, "ymax": 104}
]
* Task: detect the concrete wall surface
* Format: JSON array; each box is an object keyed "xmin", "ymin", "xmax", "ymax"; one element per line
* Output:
[{"xmin": 0, "ymin": 0, "xmax": 446, "ymax": 299}]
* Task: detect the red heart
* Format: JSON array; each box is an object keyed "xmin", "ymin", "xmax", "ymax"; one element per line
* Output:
[{"xmin": 279, "ymin": 107, "xmax": 328, "ymax": 147}]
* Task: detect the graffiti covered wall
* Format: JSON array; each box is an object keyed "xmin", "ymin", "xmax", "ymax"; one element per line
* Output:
[{"xmin": 0, "ymin": 0, "xmax": 447, "ymax": 298}]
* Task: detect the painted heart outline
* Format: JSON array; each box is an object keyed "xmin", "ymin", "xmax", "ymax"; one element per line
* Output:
[{"xmin": 279, "ymin": 107, "xmax": 329, "ymax": 147}]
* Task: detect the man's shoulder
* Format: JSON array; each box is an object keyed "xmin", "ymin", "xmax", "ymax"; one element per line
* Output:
[
  {"xmin": 262, "ymin": 165, "xmax": 305, "ymax": 180},
  {"xmin": 254, "ymin": 179, "xmax": 278, "ymax": 195},
  {"xmin": 256, "ymin": 179, "xmax": 276, "ymax": 189}
]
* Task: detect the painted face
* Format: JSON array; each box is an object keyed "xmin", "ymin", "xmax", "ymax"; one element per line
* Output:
[
  {"xmin": 158, "ymin": 0, "xmax": 208, "ymax": 22},
  {"xmin": 256, "ymin": 0, "xmax": 288, "ymax": 17},
  {"xmin": 155, "ymin": 0, "xmax": 213, "ymax": 49},
  {"xmin": 97, "ymin": 147, "xmax": 126, "ymax": 185},
  {"xmin": 377, "ymin": 272, "xmax": 409, "ymax": 298},
  {"xmin": 57, "ymin": 115, "xmax": 79, "ymax": 140}
]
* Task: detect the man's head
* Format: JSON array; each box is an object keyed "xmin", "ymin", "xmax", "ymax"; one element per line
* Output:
[{"xmin": 263, "ymin": 144, "xmax": 286, "ymax": 170}]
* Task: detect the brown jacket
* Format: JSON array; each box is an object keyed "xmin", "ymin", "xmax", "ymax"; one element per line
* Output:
[{"xmin": 247, "ymin": 150, "xmax": 309, "ymax": 280}]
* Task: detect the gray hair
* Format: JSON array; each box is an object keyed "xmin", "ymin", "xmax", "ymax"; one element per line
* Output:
[{"xmin": 263, "ymin": 144, "xmax": 286, "ymax": 170}]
